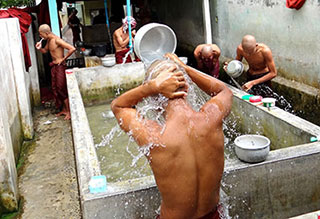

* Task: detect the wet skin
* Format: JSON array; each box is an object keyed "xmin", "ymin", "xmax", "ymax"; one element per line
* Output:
[{"xmin": 111, "ymin": 54, "xmax": 232, "ymax": 219}]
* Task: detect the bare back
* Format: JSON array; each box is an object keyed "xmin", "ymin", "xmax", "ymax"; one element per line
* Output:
[
  {"xmin": 142, "ymin": 100, "xmax": 225, "ymax": 219},
  {"xmin": 111, "ymin": 56, "xmax": 232, "ymax": 219},
  {"xmin": 237, "ymin": 43, "xmax": 271, "ymax": 75}
]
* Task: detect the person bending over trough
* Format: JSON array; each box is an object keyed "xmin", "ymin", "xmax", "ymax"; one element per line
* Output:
[
  {"xmin": 36, "ymin": 24, "xmax": 75, "ymax": 120},
  {"xmin": 194, "ymin": 44, "xmax": 221, "ymax": 79},
  {"xmin": 111, "ymin": 53, "xmax": 233, "ymax": 219},
  {"xmin": 224, "ymin": 35, "xmax": 292, "ymax": 111},
  {"xmin": 225, "ymin": 34, "xmax": 277, "ymax": 96}
]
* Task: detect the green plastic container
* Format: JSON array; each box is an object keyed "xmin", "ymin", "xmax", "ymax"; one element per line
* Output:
[{"xmin": 242, "ymin": 95, "xmax": 254, "ymax": 101}]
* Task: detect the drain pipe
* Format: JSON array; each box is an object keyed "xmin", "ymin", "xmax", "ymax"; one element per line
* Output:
[
  {"xmin": 104, "ymin": 0, "xmax": 114, "ymax": 53},
  {"xmin": 48, "ymin": 0, "xmax": 60, "ymax": 37},
  {"xmin": 126, "ymin": 0, "xmax": 133, "ymax": 53},
  {"xmin": 202, "ymin": 0, "xmax": 212, "ymax": 44}
]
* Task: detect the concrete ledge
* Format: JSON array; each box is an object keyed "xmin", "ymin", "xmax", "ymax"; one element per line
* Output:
[
  {"xmin": 83, "ymin": 176, "xmax": 160, "ymax": 218},
  {"xmin": 272, "ymin": 76, "xmax": 320, "ymax": 126},
  {"xmin": 223, "ymin": 142, "xmax": 320, "ymax": 218},
  {"xmin": 66, "ymin": 70, "xmax": 101, "ymax": 205},
  {"xmin": 290, "ymin": 210, "xmax": 320, "ymax": 219},
  {"xmin": 228, "ymin": 85, "xmax": 320, "ymax": 149},
  {"xmin": 74, "ymin": 63, "xmax": 145, "ymax": 105}
]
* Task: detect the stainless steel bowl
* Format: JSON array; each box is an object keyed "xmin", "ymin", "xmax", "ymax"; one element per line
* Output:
[
  {"xmin": 134, "ymin": 23, "xmax": 177, "ymax": 63},
  {"xmin": 101, "ymin": 55, "xmax": 116, "ymax": 67},
  {"xmin": 234, "ymin": 135, "xmax": 270, "ymax": 163},
  {"xmin": 226, "ymin": 60, "xmax": 244, "ymax": 78}
]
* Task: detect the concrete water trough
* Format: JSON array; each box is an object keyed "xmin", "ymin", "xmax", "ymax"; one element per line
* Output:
[{"xmin": 66, "ymin": 63, "xmax": 320, "ymax": 218}]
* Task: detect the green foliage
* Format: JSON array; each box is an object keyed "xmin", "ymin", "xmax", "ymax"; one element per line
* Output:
[
  {"xmin": 0, "ymin": 0, "xmax": 34, "ymax": 9},
  {"xmin": 1, "ymin": 211, "xmax": 19, "ymax": 219}
]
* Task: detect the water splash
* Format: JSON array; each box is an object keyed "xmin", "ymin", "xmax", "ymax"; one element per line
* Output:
[{"xmin": 121, "ymin": 50, "xmax": 136, "ymax": 65}]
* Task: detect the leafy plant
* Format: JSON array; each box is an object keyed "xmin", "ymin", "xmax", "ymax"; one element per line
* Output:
[{"xmin": 0, "ymin": 0, "xmax": 35, "ymax": 9}]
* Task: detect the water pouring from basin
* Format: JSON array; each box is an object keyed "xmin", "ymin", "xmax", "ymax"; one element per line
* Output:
[
  {"xmin": 225, "ymin": 60, "xmax": 245, "ymax": 91},
  {"xmin": 134, "ymin": 23, "xmax": 177, "ymax": 64}
]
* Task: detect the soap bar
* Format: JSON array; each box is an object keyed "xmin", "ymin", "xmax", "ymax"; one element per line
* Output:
[
  {"xmin": 249, "ymin": 96, "xmax": 262, "ymax": 103},
  {"xmin": 89, "ymin": 175, "xmax": 107, "ymax": 194},
  {"xmin": 242, "ymin": 95, "xmax": 254, "ymax": 100}
]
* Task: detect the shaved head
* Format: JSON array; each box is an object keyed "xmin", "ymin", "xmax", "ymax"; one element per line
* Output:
[
  {"xmin": 201, "ymin": 46, "xmax": 213, "ymax": 57},
  {"xmin": 200, "ymin": 45, "xmax": 220, "ymax": 60},
  {"xmin": 241, "ymin": 35, "xmax": 256, "ymax": 54},
  {"xmin": 145, "ymin": 60, "xmax": 179, "ymax": 82},
  {"xmin": 39, "ymin": 24, "xmax": 51, "ymax": 33}
]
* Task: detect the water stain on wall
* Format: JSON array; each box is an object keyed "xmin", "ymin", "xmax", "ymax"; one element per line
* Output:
[{"xmin": 264, "ymin": 0, "xmax": 276, "ymax": 7}]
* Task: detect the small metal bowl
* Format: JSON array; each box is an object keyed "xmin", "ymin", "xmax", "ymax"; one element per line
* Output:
[
  {"xmin": 234, "ymin": 135, "xmax": 270, "ymax": 163},
  {"xmin": 101, "ymin": 55, "xmax": 116, "ymax": 67}
]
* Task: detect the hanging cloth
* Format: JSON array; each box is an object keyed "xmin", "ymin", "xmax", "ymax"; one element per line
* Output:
[
  {"xmin": 286, "ymin": 0, "xmax": 306, "ymax": 10},
  {"xmin": 0, "ymin": 8, "xmax": 32, "ymax": 71}
]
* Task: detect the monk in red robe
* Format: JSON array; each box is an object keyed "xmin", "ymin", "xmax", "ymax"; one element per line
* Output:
[{"xmin": 36, "ymin": 24, "xmax": 75, "ymax": 120}]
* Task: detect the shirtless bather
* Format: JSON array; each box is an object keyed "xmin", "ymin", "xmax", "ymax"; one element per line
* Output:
[
  {"xmin": 36, "ymin": 24, "xmax": 75, "ymax": 120},
  {"xmin": 225, "ymin": 35, "xmax": 277, "ymax": 94},
  {"xmin": 111, "ymin": 53, "xmax": 232, "ymax": 219},
  {"xmin": 113, "ymin": 16, "xmax": 139, "ymax": 64},
  {"xmin": 194, "ymin": 44, "xmax": 221, "ymax": 79}
]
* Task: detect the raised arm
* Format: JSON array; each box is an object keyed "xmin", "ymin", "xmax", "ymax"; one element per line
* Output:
[
  {"xmin": 235, "ymin": 45, "xmax": 244, "ymax": 61},
  {"xmin": 35, "ymin": 39, "xmax": 48, "ymax": 53},
  {"xmin": 194, "ymin": 46, "xmax": 204, "ymax": 70},
  {"xmin": 166, "ymin": 53, "xmax": 233, "ymax": 119},
  {"xmin": 111, "ymin": 66, "xmax": 186, "ymax": 145},
  {"xmin": 67, "ymin": 16, "xmax": 74, "ymax": 27},
  {"xmin": 115, "ymin": 31, "xmax": 130, "ymax": 48}
]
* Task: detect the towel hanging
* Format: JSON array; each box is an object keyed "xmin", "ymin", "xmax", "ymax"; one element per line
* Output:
[{"xmin": 286, "ymin": 0, "xmax": 306, "ymax": 10}]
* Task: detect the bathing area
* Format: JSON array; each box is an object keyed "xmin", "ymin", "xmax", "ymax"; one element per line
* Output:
[
  {"xmin": 65, "ymin": 62, "xmax": 320, "ymax": 218},
  {"xmin": 1, "ymin": 0, "xmax": 320, "ymax": 218}
]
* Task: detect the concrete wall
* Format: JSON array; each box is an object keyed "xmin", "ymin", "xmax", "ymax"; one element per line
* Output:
[
  {"xmin": 74, "ymin": 63, "xmax": 145, "ymax": 105},
  {"xmin": 0, "ymin": 18, "xmax": 36, "ymax": 213},
  {"xmin": 149, "ymin": 0, "xmax": 205, "ymax": 53},
  {"xmin": 223, "ymin": 142, "xmax": 320, "ymax": 218},
  {"xmin": 26, "ymin": 25, "xmax": 41, "ymax": 107},
  {"xmin": 4, "ymin": 18, "xmax": 34, "ymax": 140},
  {"xmin": 212, "ymin": 0, "xmax": 320, "ymax": 88},
  {"xmin": 0, "ymin": 101, "xmax": 19, "ymax": 215},
  {"xmin": 147, "ymin": 0, "xmax": 320, "ymax": 89},
  {"xmin": 83, "ymin": 1, "xmax": 105, "ymax": 26}
]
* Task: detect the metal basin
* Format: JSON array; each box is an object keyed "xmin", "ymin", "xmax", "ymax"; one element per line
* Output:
[
  {"xmin": 226, "ymin": 60, "xmax": 244, "ymax": 78},
  {"xmin": 101, "ymin": 55, "xmax": 116, "ymax": 67},
  {"xmin": 234, "ymin": 135, "xmax": 270, "ymax": 163},
  {"xmin": 134, "ymin": 23, "xmax": 177, "ymax": 63}
]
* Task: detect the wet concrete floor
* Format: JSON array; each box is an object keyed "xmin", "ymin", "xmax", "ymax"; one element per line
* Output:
[{"xmin": 16, "ymin": 107, "xmax": 81, "ymax": 219}]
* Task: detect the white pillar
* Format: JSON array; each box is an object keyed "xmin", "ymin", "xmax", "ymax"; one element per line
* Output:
[
  {"xmin": 203, "ymin": 0, "xmax": 212, "ymax": 44},
  {"xmin": 6, "ymin": 18, "xmax": 34, "ymax": 140},
  {"xmin": 26, "ymin": 25, "xmax": 41, "ymax": 106}
]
